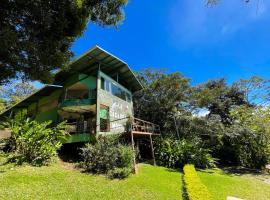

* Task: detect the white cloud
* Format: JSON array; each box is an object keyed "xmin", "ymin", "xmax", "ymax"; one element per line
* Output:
[{"xmin": 167, "ymin": 0, "xmax": 269, "ymax": 47}]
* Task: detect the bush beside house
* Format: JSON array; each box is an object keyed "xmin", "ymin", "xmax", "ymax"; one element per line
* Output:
[
  {"xmin": 80, "ymin": 135, "xmax": 134, "ymax": 179},
  {"xmin": 3, "ymin": 112, "xmax": 68, "ymax": 166}
]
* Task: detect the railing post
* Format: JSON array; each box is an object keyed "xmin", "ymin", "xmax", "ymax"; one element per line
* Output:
[
  {"xmin": 150, "ymin": 134, "xmax": 156, "ymax": 166},
  {"xmin": 131, "ymin": 131, "xmax": 137, "ymax": 174}
]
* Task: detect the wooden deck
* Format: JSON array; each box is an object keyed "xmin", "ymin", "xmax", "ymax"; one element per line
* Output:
[
  {"xmin": 131, "ymin": 118, "xmax": 161, "ymax": 136},
  {"xmin": 129, "ymin": 118, "xmax": 161, "ymax": 170}
]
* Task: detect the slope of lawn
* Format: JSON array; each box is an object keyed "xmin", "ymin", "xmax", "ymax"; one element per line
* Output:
[
  {"xmin": 0, "ymin": 153, "xmax": 181, "ymax": 200},
  {"xmin": 198, "ymin": 168, "xmax": 270, "ymax": 200}
]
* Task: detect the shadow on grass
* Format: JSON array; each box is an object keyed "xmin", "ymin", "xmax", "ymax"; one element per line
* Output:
[
  {"xmin": 165, "ymin": 167, "xmax": 182, "ymax": 173},
  {"xmin": 221, "ymin": 166, "xmax": 264, "ymax": 175},
  {"xmin": 181, "ymin": 175, "xmax": 189, "ymax": 200}
]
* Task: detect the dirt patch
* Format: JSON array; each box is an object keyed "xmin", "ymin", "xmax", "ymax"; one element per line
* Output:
[
  {"xmin": 59, "ymin": 159, "xmax": 78, "ymax": 171},
  {"xmin": 0, "ymin": 129, "xmax": 11, "ymax": 139}
]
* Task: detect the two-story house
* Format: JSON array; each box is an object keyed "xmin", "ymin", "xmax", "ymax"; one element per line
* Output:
[{"xmin": 0, "ymin": 46, "xmax": 160, "ymax": 146}]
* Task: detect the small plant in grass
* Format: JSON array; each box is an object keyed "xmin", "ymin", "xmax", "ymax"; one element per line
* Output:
[
  {"xmin": 80, "ymin": 135, "xmax": 134, "ymax": 179},
  {"xmin": 5, "ymin": 111, "xmax": 68, "ymax": 166},
  {"xmin": 183, "ymin": 164, "xmax": 212, "ymax": 200}
]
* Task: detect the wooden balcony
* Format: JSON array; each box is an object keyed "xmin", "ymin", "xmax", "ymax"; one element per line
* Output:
[{"xmin": 131, "ymin": 118, "xmax": 161, "ymax": 135}]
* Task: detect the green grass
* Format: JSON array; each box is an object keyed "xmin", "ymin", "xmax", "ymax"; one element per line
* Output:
[
  {"xmin": 198, "ymin": 168, "xmax": 270, "ymax": 200},
  {"xmin": 0, "ymin": 153, "xmax": 182, "ymax": 200},
  {"xmin": 1, "ymin": 152, "xmax": 269, "ymax": 200}
]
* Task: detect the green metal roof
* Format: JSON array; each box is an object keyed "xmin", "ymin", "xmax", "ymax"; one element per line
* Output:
[
  {"xmin": 54, "ymin": 45, "xmax": 143, "ymax": 92},
  {"xmin": 0, "ymin": 46, "xmax": 142, "ymax": 117},
  {"xmin": 0, "ymin": 85, "xmax": 62, "ymax": 117}
]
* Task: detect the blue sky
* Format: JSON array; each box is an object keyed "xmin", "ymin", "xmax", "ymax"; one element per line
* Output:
[{"xmin": 36, "ymin": 0, "xmax": 270, "ymax": 88}]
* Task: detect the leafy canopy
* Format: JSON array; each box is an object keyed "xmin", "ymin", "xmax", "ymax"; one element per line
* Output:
[
  {"xmin": 133, "ymin": 68, "xmax": 191, "ymax": 132},
  {"xmin": 192, "ymin": 78, "xmax": 249, "ymax": 125},
  {"xmin": 0, "ymin": 0, "xmax": 128, "ymax": 84},
  {"xmin": 0, "ymin": 81, "xmax": 36, "ymax": 109}
]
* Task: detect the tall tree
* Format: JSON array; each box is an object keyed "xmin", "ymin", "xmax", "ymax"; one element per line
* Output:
[
  {"xmin": 0, "ymin": 0, "xmax": 128, "ymax": 84},
  {"xmin": 133, "ymin": 68, "xmax": 191, "ymax": 133},
  {"xmin": 192, "ymin": 79, "xmax": 249, "ymax": 125},
  {"xmin": 0, "ymin": 81, "xmax": 36, "ymax": 108},
  {"xmin": 234, "ymin": 76, "xmax": 270, "ymax": 106}
]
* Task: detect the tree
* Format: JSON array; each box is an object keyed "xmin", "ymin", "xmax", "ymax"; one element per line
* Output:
[
  {"xmin": 0, "ymin": 0, "xmax": 128, "ymax": 84},
  {"xmin": 133, "ymin": 68, "xmax": 191, "ymax": 133},
  {"xmin": 0, "ymin": 81, "xmax": 36, "ymax": 108},
  {"xmin": 0, "ymin": 98, "xmax": 8, "ymax": 113},
  {"xmin": 234, "ymin": 76, "xmax": 270, "ymax": 106},
  {"xmin": 192, "ymin": 79, "xmax": 249, "ymax": 125}
]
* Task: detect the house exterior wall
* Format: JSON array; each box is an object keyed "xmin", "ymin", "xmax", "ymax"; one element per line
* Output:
[
  {"xmin": 96, "ymin": 70, "xmax": 133, "ymax": 134},
  {"xmin": 34, "ymin": 89, "xmax": 62, "ymax": 123}
]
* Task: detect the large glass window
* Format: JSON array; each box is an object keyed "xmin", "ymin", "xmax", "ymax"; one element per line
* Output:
[
  {"xmin": 126, "ymin": 92, "xmax": 132, "ymax": 103},
  {"xmin": 101, "ymin": 77, "xmax": 110, "ymax": 92},
  {"xmin": 111, "ymin": 82, "xmax": 126, "ymax": 101},
  {"xmin": 101, "ymin": 76, "xmax": 132, "ymax": 102}
]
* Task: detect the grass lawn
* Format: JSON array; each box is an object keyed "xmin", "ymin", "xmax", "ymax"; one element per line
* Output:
[
  {"xmin": 0, "ymin": 153, "xmax": 182, "ymax": 200},
  {"xmin": 198, "ymin": 168, "xmax": 270, "ymax": 200}
]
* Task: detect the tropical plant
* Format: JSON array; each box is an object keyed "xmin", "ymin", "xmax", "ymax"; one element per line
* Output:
[
  {"xmin": 6, "ymin": 111, "xmax": 68, "ymax": 166},
  {"xmin": 154, "ymin": 137, "xmax": 216, "ymax": 169},
  {"xmin": 80, "ymin": 135, "xmax": 134, "ymax": 179}
]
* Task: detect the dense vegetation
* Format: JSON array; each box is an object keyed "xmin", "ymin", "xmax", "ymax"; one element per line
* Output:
[
  {"xmin": 80, "ymin": 135, "xmax": 134, "ymax": 179},
  {"xmin": 134, "ymin": 69, "xmax": 270, "ymax": 169},
  {"xmin": 0, "ymin": 0, "xmax": 128, "ymax": 84},
  {"xmin": 2, "ymin": 111, "xmax": 68, "ymax": 166},
  {"xmin": 154, "ymin": 137, "xmax": 216, "ymax": 169}
]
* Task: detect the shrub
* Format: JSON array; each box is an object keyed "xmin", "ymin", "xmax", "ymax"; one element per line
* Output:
[
  {"xmin": 80, "ymin": 135, "xmax": 134, "ymax": 178},
  {"xmin": 218, "ymin": 126, "xmax": 270, "ymax": 169},
  {"xmin": 107, "ymin": 167, "xmax": 132, "ymax": 179},
  {"xmin": 154, "ymin": 137, "xmax": 216, "ymax": 169},
  {"xmin": 0, "ymin": 138, "xmax": 15, "ymax": 152},
  {"xmin": 183, "ymin": 164, "xmax": 212, "ymax": 200},
  {"xmin": 6, "ymin": 112, "xmax": 68, "ymax": 166}
]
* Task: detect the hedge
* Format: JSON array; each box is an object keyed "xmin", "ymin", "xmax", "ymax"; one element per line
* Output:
[{"xmin": 183, "ymin": 164, "xmax": 212, "ymax": 200}]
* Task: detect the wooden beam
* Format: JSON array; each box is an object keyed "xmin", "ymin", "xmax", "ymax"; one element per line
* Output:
[
  {"xmin": 131, "ymin": 131, "xmax": 137, "ymax": 174},
  {"xmin": 149, "ymin": 134, "xmax": 156, "ymax": 166}
]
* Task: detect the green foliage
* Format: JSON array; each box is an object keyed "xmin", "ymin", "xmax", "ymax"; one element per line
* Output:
[
  {"xmin": 0, "ymin": 138, "xmax": 14, "ymax": 153},
  {"xmin": 192, "ymin": 78, "xmax": 249, "ymax": 125},
  {"xmin": 183, "ymin": 164, "xmax": 212, "ymax": 200},
  {"xmin": 6, "ymin": 112, "xmax": 68, "ymax": 166},
  {"xmin": 133, "ymin": 68, "xmax": 191, "ymax": 133},
  {"xmin": 0, "ymin": 0, "xmax": 127, "ymax": 84},
  {"xmin": 234, "ymin": 76, "xmax": 270, "ymax": 105},
  {"xmin": 0, "ymin": 81, "xmax": 36, "ymax": 109},
  {"xmin": 107, "ymin": 167, "xmax": 132, "ymax": 179},
  {"xmin": 220, "ymin": 126, "xmax": 269, "ymax": 168},
  {"xmin": 154, "ymin": 137, "xmax": 216, "ymax": 169},
  {"xmin": 80, "ymin": 135, "xmax": 134, "ymax": 179}
]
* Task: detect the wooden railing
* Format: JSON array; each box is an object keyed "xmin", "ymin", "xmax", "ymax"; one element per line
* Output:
[{"xmin": 131, "ymin": 118, "xmax": 161, "ymax": 135}]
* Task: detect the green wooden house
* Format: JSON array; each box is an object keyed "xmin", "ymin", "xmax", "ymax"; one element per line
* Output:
[{"xmin": 0, "ymin": 46, "xmax": 160, "ymax": 145}]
